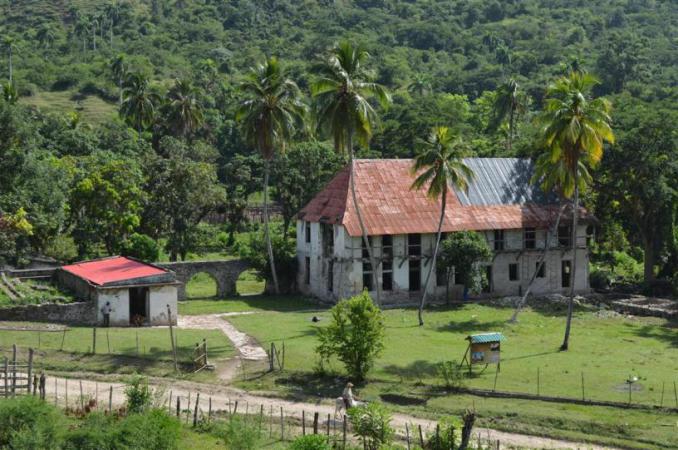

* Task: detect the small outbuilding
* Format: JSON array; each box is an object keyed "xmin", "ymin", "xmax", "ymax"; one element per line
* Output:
[
  {"xmin": 461, "ymin": 332, "xmax": 505, "ymax": 373},
  {"xmin": 56, "ymin": 256, "xmax": 179, "ymax": 326}
]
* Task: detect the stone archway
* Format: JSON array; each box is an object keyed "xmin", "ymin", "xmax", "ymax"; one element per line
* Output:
[{"xmin": 158, "ymin": 260, "xmax": 251, "ymax": 300}]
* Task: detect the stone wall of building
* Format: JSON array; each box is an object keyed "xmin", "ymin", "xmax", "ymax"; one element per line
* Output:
[{"xmin": 0, "ymin": 301, "xmax": 96, "ymax": 325}]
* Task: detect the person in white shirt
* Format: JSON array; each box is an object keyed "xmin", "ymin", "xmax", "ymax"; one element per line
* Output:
[
  {"xmin": 342, "ymin": 382, "xmax": 355, "ymax": 409},
  {"xmin": 101, "ymin": 302, "xmax": 112, "ymax": 327}
]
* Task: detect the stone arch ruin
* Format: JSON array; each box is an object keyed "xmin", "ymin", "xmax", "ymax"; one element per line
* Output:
[{"xmin": 158, "ymin": 260, "xmax": 251, "ymax": 300}]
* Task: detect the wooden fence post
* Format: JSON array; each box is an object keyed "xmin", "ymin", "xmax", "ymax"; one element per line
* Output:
[
  {"xmin": 109, "ymin": 386, "xmax": 113, "ymax": 413},
  {"xmin": 92, "ymin": 327, "xmax": 97, "ymax": 354},
  {"xmin": 405, "ymin": 423, "xmax": 411, "ymax": 450},
  {"xmin": 176, "ymin": 396, "xmax": 180, "ymax": 418},
  {"xmin": 209, "ymin": 397, "xmax": 213, "ymax": 422},
  {"xmin": 3, "ymin": 357, "xmax": 8, "ymax": 398},
  {"xmin": 39, "ymin": 373, "xmax": 45, "ymax": 400},
  {"xmin": 659, "ymin": 382, "xmax": 664, "ymax": 407},
  {"xmin": 418, "ymin": 424, "xmax": 424, "ymax": 448},
  {"xmin": 167, "ymin": 305, "xmax": 178, "ymax": 372},
  {"xmin": 65, "ymin": 379, "xmax": 68, "ymax": 408},
  {"xmin": 302, "ymin": 411, "xmax": 306, "ymax": 435},
  {"xmin": 581, "ymin": 372, "xmax": 585, "ymax": 401},
  {"xmin": 168, "ymin": 391, "xmax": 173, "ymax": 415},
  {"xmin": 54, "ymin": 378, "xmax": 57, "ymax": 407},
  {"xmin": 193, "ymin": 393, "xmax": 200, "ymax": 427},
  {"xmin": 60, "ymin": 329, "xmax": 66, "ymax": 351},
  {"xmin": 342, "ymin": 415, "xmax": 347, "ymax": 449},
  {"xmin": 326, "ymin": 413, "xmax": 331, "ymax": 436},
  {"xmin": 280, "ymin": 407, "xmax": 284, "ymax": 440},
  {"xmin": 313, "ymin": 412, "xmax": 319, "ymax": 434},
  {"xmin": 79, "ymin": 380, "xmax": 84, "ymax": 410},
  {"xmin": 106, "ymin": 329, "xmax": 111, "ymax": 354},
  {"xmin": 11, "ymin": 344, "xmax": 17, "ymax": 396},
  {"xmin": 536, "ymin": 367, "xmax": 540, "ymax": 397}
]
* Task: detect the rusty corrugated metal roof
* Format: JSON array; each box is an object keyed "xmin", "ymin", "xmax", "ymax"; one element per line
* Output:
[{"xmin": 298, "ymin": 159, "xmax": 587, "ymax": 237}]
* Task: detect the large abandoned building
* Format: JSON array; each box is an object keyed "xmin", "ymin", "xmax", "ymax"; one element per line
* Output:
[
  {"xmin": 297, "ymin": 158, "xmax": 594, "ymax": 304},
  {"xmin": 56, "ymin": 256, "xmax": 179, "ymax": 326}
]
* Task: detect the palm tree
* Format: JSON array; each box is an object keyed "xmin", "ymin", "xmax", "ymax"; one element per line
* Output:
[
  {"xmin": 3, "ymin": 37, "xmax": 15, "ymax": 83},
  {"xmin": 103, "ymin": 3, "xmax": 120, "ymax": 47},
  {"xmin": 489, "ymin": 78, "xmax": 526, "ymax": 151},
  {"xmin": 407, "ymin": 74, "xmax": 432, "ymax": 96},
  {"xmin": 36, "ymin": 26, "xmax": 56, "ymax": 49},
  {"xmin": 166, "ymin": 79, "xmax": 204, "ymax": 139},
  {"xmin": 110, "ymin": 54, "xmax": 127, "ymax": 107},
  {"xmin": 311, "ymin": 41, "xmax": 391, "ymax": 305},
  {"xmin": 236, "ymin": 57, "xmax": 306, "ymax": 295},
  {"xmin": 2, "ymin": 82, "xmax": 17, "ymax": 104},
  {"xmin": 411, "ymin": 127, "xmax": 474, "ymax": 326},
  {"xmin": 533, "ymin": 71, "xmax": 614, "ymax": 351},
  {"xmin": 120, "ymin": 72, "xmax": 160, "ymax": 135}
]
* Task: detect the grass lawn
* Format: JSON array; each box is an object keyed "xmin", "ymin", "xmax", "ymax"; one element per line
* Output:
[
  {"xmin": 20, "ymin": 90, "xmax": 117, "ymax": 125},
  {"xmin": 179, "ymin": 295, "xmax": 320, "ymax": 316},
  {"xmin": 0, "ymin": 323, "xmax": 234, "ymax": 379},
  {"xmin": 227, "ymin": 303, "xmax": 678, "ymax": 449}
]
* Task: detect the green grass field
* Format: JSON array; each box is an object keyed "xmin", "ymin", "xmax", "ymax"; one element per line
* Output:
[
  {"xmin": 179, "ymin": 295, "xmax": 319, "ymax": 316},
  {"xmin": 0, "ymin": 323, "xmax": 234, "ymax": 379},
  {"xmin": 225, "ymin": 303, "xmax": 678, "ymax": 449},
  {"xmin": 184, "ymin": 269, "xmax": 266, "ymax": 300},
  {"xmin": 20, "ymin": 90, "xmax": 117, "ymax": 125}
]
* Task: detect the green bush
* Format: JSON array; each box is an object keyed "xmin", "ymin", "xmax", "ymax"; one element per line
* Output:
[
  {"xmin": 346, "ymin": 403, "xmax": 394, "ymax": 450},
  {"xmin": 316, "ymin": 291, "xmax": 386, "ymax": 381},
  {"xmin": 0, "ymin": 396, "xmax": 64, "ymax": 448},
  {"xmin": 125, "ymin": 375, "xmax": 153, "ymax": 414},
  {"xmin": 426, "ymin": 416, "xmax": 462, "ymax": 450},
  {"xmin": 116, "ymin": 409, "xmax": 180, "ymax": 450},
  {"xmin": 238, "ymin": 225, "xmax": 297, "ymax": 292},
  {"xmin": 216, "ymin": 416, "xmax": 262, "ymax": 450},
  {"xmin": 437, "ymin": 360, "xmax": 465, "ymax": 390},
  {"xmin": 289, "ymin": 434, "xmax": 331, "ymax": 450},
  {"xmin": 44, "ymin": 234, "xmax": 79, "ymax": 262},
  {"xmin": 122, "ymin": 233, "xmax": 160, "ymax": 262},
  {"xmin": 589, "ymin": 266, "xmax": 613, "ymax": 290},
  {"xmin": 63, "ymin": 412, "xmax": 116, "ymax": 450}
]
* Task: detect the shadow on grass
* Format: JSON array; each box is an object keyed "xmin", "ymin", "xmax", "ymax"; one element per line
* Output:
[
  {"xmin": 436, "ymin": 319, "xmax": 506, "ymax": 333},
  {"xmin": 382, "ymin": 360, "xmax": 439, "ymax": 384},
  {"xmin": 273, "ymin": 372, "xmax": 347, "ymax": 400},
  {"xmin": 628, "ymin": 321, "xmax": 678, "ymax": 347}
]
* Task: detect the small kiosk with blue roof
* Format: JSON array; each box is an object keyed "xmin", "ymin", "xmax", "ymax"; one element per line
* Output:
[{"xmin": 460, "ymin": 332, "xmax": 505, "ymax": 374}]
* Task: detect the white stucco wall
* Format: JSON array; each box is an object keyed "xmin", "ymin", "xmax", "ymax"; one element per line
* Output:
[
  {"xmin": 148, "ymin": 285, "xmax": 178, "ymax": 325},
  {"xmin": 297, "ymin": 220, "xmax": 591, "ymax": 304},
  {"xmin": 96, "ymin": 289, "xmax": 129, "ymax": 326}
]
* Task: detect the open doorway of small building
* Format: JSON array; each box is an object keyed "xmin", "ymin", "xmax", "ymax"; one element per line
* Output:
[
  {"xmin": 186, "ymin": 273, "xmax": 218, "ymax": 299},
  {"xmin": 236, "ymin": 269, "xmax": 265, "ymax": 296},
  {"xmin": 129, "ymin": 287, "xmax": 148, "ymax": 325}
]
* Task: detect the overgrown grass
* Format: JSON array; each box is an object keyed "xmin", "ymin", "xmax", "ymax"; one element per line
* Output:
[
  {"xmin": 0, "ymin": 324, "xmax": 234, "ymax": 379},
  {"xmin": 228, "ymin": 303, "xmax": 678, "ymax": 449}
]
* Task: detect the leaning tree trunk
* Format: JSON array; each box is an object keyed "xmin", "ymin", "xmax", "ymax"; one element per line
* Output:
[
  {"xmin": 560, "ymin": 174, "xmax": 579, "ymax": 351},
  {"xmin": 418, "ymin": 189, "xmax": 447, "ymax": 326},
  {"xmin": 263, "ymin": 159, "xmax": 280, "ymax": 294},
  {"xmin": 347, "ymin": 133, "xmax": 381, "ymax": 305}
]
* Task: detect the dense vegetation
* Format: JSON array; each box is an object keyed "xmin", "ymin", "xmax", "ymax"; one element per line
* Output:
[{"xmin": 0, "ymin": 1, "xmax": 676, "ymax": 291}]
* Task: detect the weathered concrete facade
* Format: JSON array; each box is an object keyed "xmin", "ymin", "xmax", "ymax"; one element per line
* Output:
[
  {"xmin": 297, "ymin": 222, "xmax": 591, "ymax": 305},
  {"xmin": 0, "ymin": 301, "xmax": 96, "ymax": 325},
  {"xmin": 158, "ymin": 260, "xmax": 251, "ymax": 300}
]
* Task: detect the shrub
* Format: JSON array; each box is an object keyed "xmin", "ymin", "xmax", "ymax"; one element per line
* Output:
[
  {"xmin": 438, "ymin": 360, "xmax": 465, "ymax": 389},
  {"xmin": 116, "ymin": 409, "xmax": 180, "ymax": 450},
  {"xmin": 216, "ymin": 416, "xmax": 262, "ymax": 450},
  {"xmin": 316, "ymin": 291, "xmax": 386, "ymax": 381},
  {"xmin": 122, "ymin": 233, "xmax": 160, "ymax": 262},
  {"xmin": 0, "ymin": 396, "xmax": 64, "ymax": 447},
  {"xmin": 426, "ymin": 416, "xmax": 462, "ymax": 450},
  {"xmin": 347, "ymin": 403, "xmax": 394, "ymax": 450},
  {"xmin": 125, "ymin": 375, "xmax": 153, "ymax": 414},
  {"xmin": 238, "ymin": 226, "xmax": 297, "ymax": 292},
  {"xmin": 438, "ymin": 232, "xmax": 493, "ymax": 294},
  {"xmin": 289, "ymin": 434, "xmax": 331, "ymax": 450},
  {"xmin": 44, "ymin": 234, "xmax": 79, "ymax": 262},
  {"xmin": 63, "ymin": 412, "xmax": 116, "ymax": 450},
  {"xmin": 589, "ymin": 266, "xmax": 613, "ymax": 290}
]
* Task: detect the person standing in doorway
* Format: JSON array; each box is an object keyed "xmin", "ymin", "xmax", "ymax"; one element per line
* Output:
[{"xmin": 101, "ymin": 302, "xmax": 112, "ymax": 327}]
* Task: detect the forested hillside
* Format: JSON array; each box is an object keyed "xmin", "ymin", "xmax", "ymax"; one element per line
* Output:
[{"xmin": 0, "ymin": 1, "xmax": 676, "ymax": 290}]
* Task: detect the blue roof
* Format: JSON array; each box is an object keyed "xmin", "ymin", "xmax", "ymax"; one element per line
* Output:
[
  {"xmin": 467, "ymin": 332, "xmax": 505, "ymax": 343},
  {"xmin": 454, "ymin": 158, "xmax": 558, "ymax": 207}
]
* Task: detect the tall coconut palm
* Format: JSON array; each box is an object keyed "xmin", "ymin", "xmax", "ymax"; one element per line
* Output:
[
  {"xmin": 110, "ymin": 54, "xmax": 127, "ymax": 107},
  {"xmin": 489, "ymin": 78, "xmax": 526, "ymax": 151},
  {"xmin": 411, "ymin": 127, "xmax": 474, "ymax": 326},
  {"xmin": 120, "ymin": 72, "xmax": 160, "ymax": 135},
  {"xmin": 3, "ymin": 37, "xmax": 15, "ymax": 83},
  {"xmin": 166, "ymin": 79, "xmax": 204, "ymax": 139},
  {"xmin": 311, "ymin": 41, "xmax": 391, "ymax": 305},
  {"xmin": 236, "ymin": 57, "xmax": 306, "ymax": 295},
  {"xmin": 533, "ymin": 71, "xmax": 614, "ymax": 351}
]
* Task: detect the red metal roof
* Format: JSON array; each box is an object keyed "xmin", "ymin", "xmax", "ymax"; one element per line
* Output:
[
  {"xmin": 61, "ymin": 256, "xmax": 168, "ymax": 286},
  {"xmin": 299, "ymin": 159, "xmax": 587, "ymax": 237}
]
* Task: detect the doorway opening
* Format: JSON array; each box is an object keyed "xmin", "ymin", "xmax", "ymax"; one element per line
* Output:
[{"xmin": 129, "ymin": 287, "xmax": 149, "ymax": 324}]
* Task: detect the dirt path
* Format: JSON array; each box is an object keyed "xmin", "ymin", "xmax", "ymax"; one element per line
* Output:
[{"xmin": 43, "ymin": 374, "xmax": 618, "ymax": 450}]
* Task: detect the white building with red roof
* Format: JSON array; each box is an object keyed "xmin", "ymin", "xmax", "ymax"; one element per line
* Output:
[
  {"xmin": 57, "ymin": 256, "xmax": 179, "ymax": 326},
  {"xmin": 297, "ymin": 158, "xmax": 593, "ymax": 304}
]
